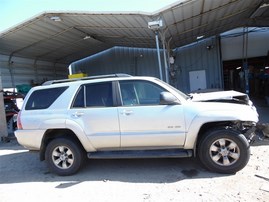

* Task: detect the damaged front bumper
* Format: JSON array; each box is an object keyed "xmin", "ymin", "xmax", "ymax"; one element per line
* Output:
[
  {"xmin": 255, "ymin": 122, "xmax": 269, "ymax": 139},
  {"xmin": 243, "ymin": 122, "xmax": 269, "ymax": 144}
]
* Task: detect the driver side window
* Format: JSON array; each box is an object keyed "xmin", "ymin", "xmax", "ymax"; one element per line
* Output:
[{"xmin": 119, "ymin": 80, "xmax": 166, "ymax": 106}]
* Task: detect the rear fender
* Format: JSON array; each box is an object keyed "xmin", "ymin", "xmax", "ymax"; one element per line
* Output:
[{"xmin": 65, "ymin": 119, "xmax": 96, "ymax": 152}]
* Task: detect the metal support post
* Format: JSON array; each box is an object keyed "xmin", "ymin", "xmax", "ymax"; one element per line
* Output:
[
  {"xmin": 0, "ymin": 74, "xmax": 8, "ymax": 141},
  {"xmin": 162, "ymin": 36, "xmax": 169, "ymax": 83},
  {"xmin": 155, "ymin": 31, "xmax": 163, "ymax": 81},
  {"xmin": 242, "ymin": 27, "xmax": 249, "ymax": 94}
]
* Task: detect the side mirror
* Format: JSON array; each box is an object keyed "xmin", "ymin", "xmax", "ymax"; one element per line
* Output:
[{"xmin": 160, "ymin": 92, "xmax": 180, "ymax": 105}]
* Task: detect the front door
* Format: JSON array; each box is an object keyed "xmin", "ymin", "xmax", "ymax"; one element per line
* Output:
[{"xmin": 118, "ymin": 80, "xmax": 186, "ymax": 148}]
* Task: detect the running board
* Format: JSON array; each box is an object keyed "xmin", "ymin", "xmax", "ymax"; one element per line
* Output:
[{"xmin": 87, "ymin": 149, "xmax": 193, "ymax": 159}]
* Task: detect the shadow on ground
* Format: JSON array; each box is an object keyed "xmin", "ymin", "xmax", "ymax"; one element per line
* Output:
[{"xmin": 0, "ymin": 140, "xmax": 228, "ymax": 185}]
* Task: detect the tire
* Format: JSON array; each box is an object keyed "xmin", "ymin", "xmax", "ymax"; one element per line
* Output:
[
  {"xmin": 45, "ymin": 138, "xmax": 84, "ymax": 176},
  {"xmin": 198, "ymin": 128, "xmax": 250, "ymax": 174}
]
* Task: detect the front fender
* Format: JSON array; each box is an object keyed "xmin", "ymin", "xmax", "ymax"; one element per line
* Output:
[{"xmin": 184, "ymin": 109, "xmax": 258, "ymax": 149}]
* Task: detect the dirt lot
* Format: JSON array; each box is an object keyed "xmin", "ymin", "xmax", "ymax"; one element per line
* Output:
[{"xmin": 0, "ymin": 139, "xmax": 268, "ymax": 202}]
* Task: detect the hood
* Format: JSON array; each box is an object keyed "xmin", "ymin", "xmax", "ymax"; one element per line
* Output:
[{"xmin": 189, "ymin": 90, "xmax": 250, "ymax": 105}]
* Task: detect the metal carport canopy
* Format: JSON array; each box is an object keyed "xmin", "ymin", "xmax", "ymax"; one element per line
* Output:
[{"xmin": 0, "ymin": 0, "xmax": 269, "ymax": 65}]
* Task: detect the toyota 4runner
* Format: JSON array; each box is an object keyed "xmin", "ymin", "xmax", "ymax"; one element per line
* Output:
[{"xmin": 15, "ymin": 74, "xmax": 260, "ymax": 176}]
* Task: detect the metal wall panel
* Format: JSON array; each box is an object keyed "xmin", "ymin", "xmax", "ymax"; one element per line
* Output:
[
  {"xmin": 173, "ymin": 36, "xmax": 222, "ymax": 93},
  {"xmin": 0, "ymin": 54, "xmax": 67, "ymax": 88},
  {"xmin": 72, "ymin": 37, "xmax": 222, "ymax": 94},
  {"xmin": 71, "ymin": 46, "xmax": 164, "ymax": 78},
  {"xmin": 221, "ymin": 28, "xmax": 269, "ymax": 61}
]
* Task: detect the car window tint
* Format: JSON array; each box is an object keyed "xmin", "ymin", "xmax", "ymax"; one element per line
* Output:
[
  {"xmin": 120, "ymin": 82, "xmax": 139, "ymax": 105},
  {"xmin": 72, "ymin": 86, "xmax": 85, "ymax": 108},
  {"xmin": 119, "ymin": 80, "xmax": 166, "ymax": 106},
  {"xmin": 85, "ymin": 82, "xmax": 113, "ymax": 107},
  {"xmin": 25, "ymin": 87, "xmax": 68, "ymax": 110}
]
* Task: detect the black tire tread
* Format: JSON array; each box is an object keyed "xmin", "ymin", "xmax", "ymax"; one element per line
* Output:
[
  {"xmin": 198, "ymin": 128, "xmax": 250, "ymax": 174},
  {"xmin": 45, "ymin": 138, "xmax": 84, "ymax": 176}
]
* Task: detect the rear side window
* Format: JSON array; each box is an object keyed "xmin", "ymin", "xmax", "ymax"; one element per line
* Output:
[
  {"xmin": 25, "ymin": 87, "xmax": 68, "ymax": 110},
  {"xmin": 72, "ymin": 82, "xmax": 113, "ymax": 108}
]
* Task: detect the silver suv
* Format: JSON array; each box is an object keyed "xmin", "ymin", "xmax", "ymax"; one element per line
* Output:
[{"xmin": 15, "ymin": 74, "xmax": 259, "ymax": 176}]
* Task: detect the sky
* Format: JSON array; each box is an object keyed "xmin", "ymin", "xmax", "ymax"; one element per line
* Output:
[{"xmin": 0, "ymin": 0, "xmax": 180, "ymax": 32}]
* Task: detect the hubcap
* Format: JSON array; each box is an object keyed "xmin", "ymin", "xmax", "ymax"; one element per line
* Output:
[
  {"xmin": 209, "ymin": 138, "xmax": 240, "ymax": 166},
  {"xmin": 52, "ymin": 146, "xmax": 74, "ymax": 169}
]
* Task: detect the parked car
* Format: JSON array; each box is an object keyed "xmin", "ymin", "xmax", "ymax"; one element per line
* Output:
[{"xmin": 15, "ymin": 74, "xmax": 260, "ymax": 176}]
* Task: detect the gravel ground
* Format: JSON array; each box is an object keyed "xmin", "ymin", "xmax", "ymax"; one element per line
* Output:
[{"xmin": 0, "ymin": 138, "xmax": 268, "ymax": 202}]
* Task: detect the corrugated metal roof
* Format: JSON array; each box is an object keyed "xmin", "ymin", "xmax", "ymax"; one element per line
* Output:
[{"xmin": 0, "ymin": 0, "xmax": 269, "ymax": 64}]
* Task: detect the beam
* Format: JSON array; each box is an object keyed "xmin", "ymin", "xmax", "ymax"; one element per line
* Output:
[{"xmin": 0, "ymin": 73, "xmax": 8, "ymax": 141}]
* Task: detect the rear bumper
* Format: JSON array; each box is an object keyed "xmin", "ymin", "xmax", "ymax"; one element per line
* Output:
[{"xmin": 14, "ymin": 129, "xmax": 45, "ymax": 150}]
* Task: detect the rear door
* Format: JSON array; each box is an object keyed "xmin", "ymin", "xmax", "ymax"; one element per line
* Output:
[
  {"xmin": 118, "ymin": 80, "xmax": 186, "ymax": 148},
  {"xmin": 68, "ymin": 81, "xmax": 120, "ymax": 149}
]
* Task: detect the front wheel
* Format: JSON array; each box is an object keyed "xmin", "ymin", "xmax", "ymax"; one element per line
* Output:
[
  {"xmin": 198, "ymin": 128, "xmax": 250, "ymax": 174},
  {"xmin": 45, "ymin": 138, "xmax": 84, "ymax": 176}
]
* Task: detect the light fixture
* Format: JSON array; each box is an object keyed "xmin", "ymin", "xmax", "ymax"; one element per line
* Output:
[
  {"xmin": 148, "ymin": 20, "xmax": 163, "ymax": 30},
  {"xmin": 197, "ymin": 35, "xmax": 204, "ymax": 40},
  {"xmin": 196, "ymin": 35, "xmax": 205, "ymax": 40},
  {"xmin": 250, "ymin": 3, "xmax": 269, "ymax": 18},
  {"xmin": 50, "ymin": 16, "xmax": 62, "ymax": 22},
  {"xmin": 83, "ymin": 36, "xmax": 92, "ymax": 40},
  {"xmin": 236, "ymin": 67, "xmax": 242, "ymax": 70},
  {"xmin": 148, "ymin": 19, "xmax": 164, "ymax": 81}
]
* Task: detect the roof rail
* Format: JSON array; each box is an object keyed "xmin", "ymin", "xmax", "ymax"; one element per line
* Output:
[{"xmin": 42, "ymin": 73, "xmax": 132, "ymax": 85}]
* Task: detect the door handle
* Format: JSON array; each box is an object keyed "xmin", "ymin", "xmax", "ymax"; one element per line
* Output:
[
  {"xmin": 121, "ymin": 110, "xmax": 133, "ymax": 116},
  {"xmin": 72, "ymin": 112, "xmax": 84, "ymax": 117}
]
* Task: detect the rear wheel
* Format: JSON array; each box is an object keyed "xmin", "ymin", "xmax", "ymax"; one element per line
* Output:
[
  {"xmin": 198, "ymin": 128, "xmax": 250, "ymax": 174},
  {"xmin": 45, "ymin": 138, "xmax": 84, "ymax": 176}
]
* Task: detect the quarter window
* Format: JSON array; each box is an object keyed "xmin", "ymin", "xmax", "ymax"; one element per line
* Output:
[{"xmin": 25, "ymin": 87, "xmax": 68, "ymax": 110}]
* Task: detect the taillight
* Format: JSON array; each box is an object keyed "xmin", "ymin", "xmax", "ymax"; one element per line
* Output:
[{"xmin": 17, "ymin": 111, "xmax": 23, "ymax": 129}]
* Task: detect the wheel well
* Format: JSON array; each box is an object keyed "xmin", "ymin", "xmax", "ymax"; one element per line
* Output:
[
  {"xmin": 195, "ymin": 121, "xmax": 233, "ymax": 155},
  {"xmin": 40, "ymin": 129, "xmax": 85, "ymax": 161}
]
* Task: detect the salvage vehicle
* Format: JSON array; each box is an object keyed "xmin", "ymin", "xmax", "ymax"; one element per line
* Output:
[{"xmin": 15, "ymin": 74, "xmax": 261, "ymax": 176}]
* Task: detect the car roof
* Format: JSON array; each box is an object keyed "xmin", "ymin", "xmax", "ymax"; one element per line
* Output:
[
  {"xmin": 42, "ymin": 73, "xmax": 132, "ymax": 85},
  {"xmin": 35, "ymin": 74, "xmax": 159, "ymax": 90}
]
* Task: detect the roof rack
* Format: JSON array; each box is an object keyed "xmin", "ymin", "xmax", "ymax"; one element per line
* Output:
[{"xmin": 42, "ymin": 73, "xmax": 132, "ymax": 85}]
